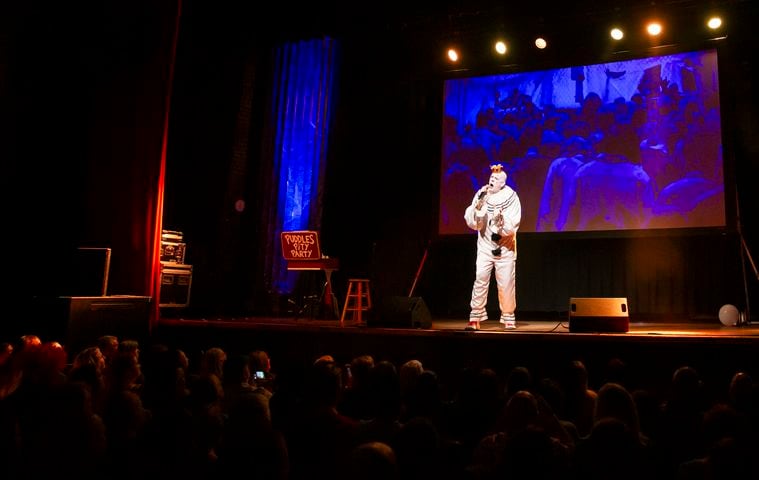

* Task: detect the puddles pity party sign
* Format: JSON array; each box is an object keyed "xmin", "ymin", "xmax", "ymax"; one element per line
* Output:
[{"xmin": 280, "ymin": 230, "xmax": 322, "ymax": 260}]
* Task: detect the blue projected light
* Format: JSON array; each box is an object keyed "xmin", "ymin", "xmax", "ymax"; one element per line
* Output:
[
  {"xmin": 439, "ymin": 48, "xmax": 726, "ymax": 235},
  {"xmin": 271, "ymin": 38, "xmax": 337, "ymax": 293}
]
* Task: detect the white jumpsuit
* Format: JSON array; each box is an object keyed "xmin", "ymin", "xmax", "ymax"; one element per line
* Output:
[{"xmin": 464, "ymin": 186, "xmax": 521, "ymax": 324}]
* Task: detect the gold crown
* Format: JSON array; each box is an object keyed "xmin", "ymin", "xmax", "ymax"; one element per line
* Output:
[{"xmin": 490, "ymin": 164, "xmax": 503, "ymax": 173}]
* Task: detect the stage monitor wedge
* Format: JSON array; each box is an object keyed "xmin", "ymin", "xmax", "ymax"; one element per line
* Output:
[
  {"xmin": 371, "ymin": 296, "xmax": 433, "ymax": 329},
  {"xmin": 569, "ymin": 297, "xmax": 629, "ymax": 333}
]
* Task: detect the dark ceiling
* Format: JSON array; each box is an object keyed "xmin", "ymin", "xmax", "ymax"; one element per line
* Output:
[
  {"xmin": 265, "ymin": 0, "xmax": 747, "ymax": 37},
  {"xmin": 247, "ymin": 0, "xmax": 756, "ymax": 76}
]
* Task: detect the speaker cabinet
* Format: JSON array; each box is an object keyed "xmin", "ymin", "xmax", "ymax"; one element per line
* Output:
[
  {"xmin": 371, "ymin": 296, "xmax": 433, "ymax": 329},
  {"xmin": 569, "ymin": 297, "xmax": 629, "ymax": 333}
]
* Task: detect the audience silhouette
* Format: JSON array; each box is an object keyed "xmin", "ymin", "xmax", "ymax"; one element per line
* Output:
[{"xmin": 1, "ymin": 332, "xmax": 757, "ymax": 479}]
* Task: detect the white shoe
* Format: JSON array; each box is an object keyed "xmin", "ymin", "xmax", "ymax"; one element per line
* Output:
[{"xmin": 504, "ymin": 320, "xmax": 516, "ymax": 330}]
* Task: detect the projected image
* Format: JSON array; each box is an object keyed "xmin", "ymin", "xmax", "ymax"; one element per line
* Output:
[{"xmin": 439, "ymin": 49, "xmax": 725, "ymax": 234}]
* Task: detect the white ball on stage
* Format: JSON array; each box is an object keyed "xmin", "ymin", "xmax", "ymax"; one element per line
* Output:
[{"xmin": 718, "ymin": 304, "xmax": 741, "ymax": 326}]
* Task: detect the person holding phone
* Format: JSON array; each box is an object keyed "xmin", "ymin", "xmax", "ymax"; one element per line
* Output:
[{"xmin": 248, "ymin": 349, "xmax": 274, "ymax": 396}]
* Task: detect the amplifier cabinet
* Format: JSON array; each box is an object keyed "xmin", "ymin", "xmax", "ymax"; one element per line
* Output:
[
  {"xmin": 160, "ymin": 242, "xmax": 186, "ymax": 264},
  {"xmin": 160, "ymin": 263, "xmax": 192, "ymax": 307}
]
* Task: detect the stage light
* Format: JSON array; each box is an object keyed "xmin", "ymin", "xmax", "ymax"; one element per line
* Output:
[
  {"xmin": 610, "ymin": 28, "xmax": 624, "ymax": 40},
  {"xmin": 494, "ymin": 40, "xmax": 507, "ymax": 55},
  {"xmin": 707, "ymin": 16, "xmax": 722, "ymax": 30},
  {"xmin": 718, "ymin": 304, "xmax": 741, "ymax": 326},
  {"xmin": 646, "ymin": 22, "xmax": 663, "ymax": 36},
  {"xmin": 447, "ymin": 48, "xmax": 459, "ymax": 63},
  {"xmin": 535, "ymin": 37, "xmax": 547, "ymax": 49}
]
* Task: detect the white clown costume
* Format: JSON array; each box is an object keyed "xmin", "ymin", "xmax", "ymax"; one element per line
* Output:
[{"xmin": 464, "ymin": 164, "xmax": 521, "ymax": 330}]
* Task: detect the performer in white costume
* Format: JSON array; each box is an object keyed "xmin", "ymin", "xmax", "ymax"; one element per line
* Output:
[{"xmin": 464, "ymin": 164, "xmax": 521, "ymax": 330}]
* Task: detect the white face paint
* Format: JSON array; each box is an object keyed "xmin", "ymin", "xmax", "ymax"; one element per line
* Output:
[{"xmin": 487, "ymin": 171, "xmax": 507, "ymax": 194}]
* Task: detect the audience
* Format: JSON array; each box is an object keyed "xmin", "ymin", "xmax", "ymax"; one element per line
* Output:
[{"xmin": 0, "ymin": 331, "xmax": 757, "ymax": 479}]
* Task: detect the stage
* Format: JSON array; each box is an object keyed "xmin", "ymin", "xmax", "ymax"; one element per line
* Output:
[
  {"xmin": 156, "ymin": 314, "xmax": 759, "ymax": 338},
  {"xmin": 153, "ymin": 313, "xmax": 759, "ymax": 397}
]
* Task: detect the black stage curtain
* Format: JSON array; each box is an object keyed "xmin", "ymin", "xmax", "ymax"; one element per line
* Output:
[{"xmin": 415, "ymin": 232, "xmax": 746, "ymax": 321}]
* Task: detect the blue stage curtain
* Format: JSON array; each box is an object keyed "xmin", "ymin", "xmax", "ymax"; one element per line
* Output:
[{"xmin": 268, "ymin": 37, "xmax": 338, "ymax": 294}]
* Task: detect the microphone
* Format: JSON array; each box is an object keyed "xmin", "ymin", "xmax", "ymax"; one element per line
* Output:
[{"xmin": 477, "ymin": 186, "xmax": 489, "ymax": 200}]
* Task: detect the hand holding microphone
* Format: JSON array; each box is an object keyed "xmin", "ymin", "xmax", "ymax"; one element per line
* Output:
[{"xmin": 475, "ymin": 185, "xmax": 489, "ymax": 210}]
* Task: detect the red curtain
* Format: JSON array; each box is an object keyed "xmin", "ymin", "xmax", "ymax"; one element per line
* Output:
[{"xmin": 79, "ymin": 0, "xmax": 182, "ymax": 329}]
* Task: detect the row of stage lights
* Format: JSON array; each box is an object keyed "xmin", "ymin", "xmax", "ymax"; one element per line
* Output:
[{"xmin": 446, "ymin": 15, "xmax": 726, "ymax": 63}]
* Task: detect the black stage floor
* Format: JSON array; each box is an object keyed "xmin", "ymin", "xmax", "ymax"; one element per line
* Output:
[
  {"xmin": 156, "ymin": 313, "xmax": 759, "ymax": 339},
  {"xmin": 153, "ymin": 313, "xmax": 759, "ymax": 397}
]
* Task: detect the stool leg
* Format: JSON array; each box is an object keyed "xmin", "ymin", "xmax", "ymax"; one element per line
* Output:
[
  {"xmin": 356, "ymin": 281, "xmax": 363, "ymax": 324},
  {"xmin": 340, "ymin": 282, "xmax": 354, "ymax": 327},
  {"xmin": 340, "ymin": 281, "xmax": 356, "ymax": 327}
]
